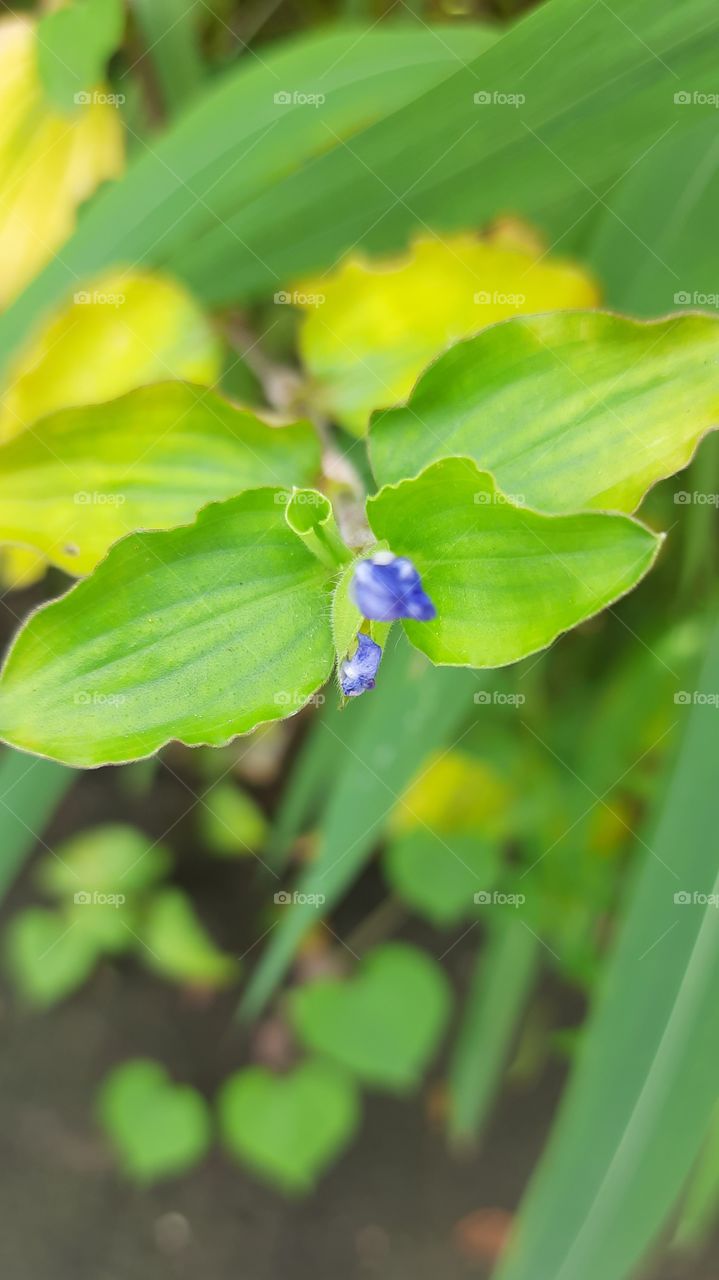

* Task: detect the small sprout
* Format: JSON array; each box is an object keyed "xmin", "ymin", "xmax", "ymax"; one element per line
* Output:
[
  {"xmin": 339, "ymin": 632, "xmax": 382, "ymax": 697},
  {"xmin": 351, "ymin": 552, "xmax": 436, "ymax": 622}
]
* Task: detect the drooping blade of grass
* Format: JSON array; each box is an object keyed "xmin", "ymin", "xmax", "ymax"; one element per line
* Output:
[
  {"xmin": 264, "ymin": 695, "xmax": 349, "ymax": 871},
  {"xmin": 129, "ymin": 0, "xmax": 205, "ymax": 117},
  {"xmin": 239, "ymin": 633, "xmax": 476, "ymax": 1020},
  {"xmin": 495, "ymin": 620, "xmax": 719, "ymax": 1280},
  {"xmin": 671, "ymin": 1104, "xmax": 719, "ymax": 1253},
  {"xmin": 448, "ymin": 920, "xmax": 539, "ymax": 1147},
  {"xmin": 0, "ymin": 748, "xmax": 74, "ymax": 900}
]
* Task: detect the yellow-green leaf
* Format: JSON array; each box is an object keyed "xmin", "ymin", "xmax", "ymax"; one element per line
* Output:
[
  {"xmin": 0, "ymin": 268, "xmax": 222, "ymax": 442},
  {"xmin": 296, "ymin": 225, "xmax": 599, "ymax": 435},
  {"xmin": 370, "ymin": 312, "xmax": 719, "ymax": 513},
  {"xmin": 0, "ymin": 383, "xmax": 321, "ymax": 574},
  {"xmin": 0, "ymin": 15, "xmax": 124, "ymax": 309},
  {"xmin": 0, "ymin": 490, "xmax": 335, "ymax": 766}
]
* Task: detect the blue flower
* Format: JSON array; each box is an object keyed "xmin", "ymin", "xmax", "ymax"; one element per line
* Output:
[
  {"xmin": 339, "ymin": 632, "xmax": 382, "ymax": 697},
  {"xmin": 351, "ymin": 552, "xmax": 436, "ymax": 622}
]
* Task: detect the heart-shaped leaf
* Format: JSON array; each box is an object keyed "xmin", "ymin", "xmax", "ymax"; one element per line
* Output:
[
  {"xmin": 384, "ymin": 830, "xmax": 500, "ymax": 926},
  {"xmin": 138, "ymin": 888, "xmax": 237, "ymax": 989},
  {"xmin": 97, "ymin": 1059, "xmax": 211, "ymax": 1184},
  {"xmin": 36, "ymin": 823, "xmax": 171, "ymax": 896},
  {"xmin": 366, "ymin": 459, "xmax": 661, "ymax": 668},
  {"xmin": 5, "ymin": 906, "xmax": 99, "ymax": 1006},
  {"xmin": 290, "ymin": 943, "xmax": 451, "ymax": 1091},
  {"xmin": 218, "ymin": 1060, "xmax": 359, "ymax": 1194},
  {"xmin": 0, "ymin": 489, "xmax": 335, "ymax": 766},
  {"xmin": 297, "ymin": 228, "xmax": 599, "ymax": 435},
  {"xmin": 369, "ymin": 312, "xmax": 719, "ymax": 514},
  {"xmin": 0, "ymin": 383, "xmax": 320, "ymax": 574}
]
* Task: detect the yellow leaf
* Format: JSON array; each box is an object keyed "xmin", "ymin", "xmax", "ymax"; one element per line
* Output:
[
  {"xmin": 0, "ymin": 268, "xmax": 223, "ymax": 441},
  {"xmin": 0, "ymin": 16, "xmax": 124, "ymax": 309},
  {"xmin": 390, "ymin": 750, "xmax": 513, "ymax": 838},
  {"xmin": 0, "ymin": 545, "xmax": 47, "ymax": 591},
  {"xmin": 296, "ymin": 225, "xmax": 600, "ymax": 435}
]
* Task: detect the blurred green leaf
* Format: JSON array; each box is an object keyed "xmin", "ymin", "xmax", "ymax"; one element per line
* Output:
[
  {"xmin": 290, "ymin": 943, "xmax": 451, "ymax": 1092},
  {"xmin": 0, "ymin": 491, "xmax": 335, "ymax": 766},
  {"xmin": 0, "ymin": 384, "xmax": 320, "ymax": 574},
  {"xmin": 4, "ymin": 2, "xmax": 717, "ymax": 369},
  {"xmin": 448, "ymin": 921, "xmax": 539, "ymax": 1145},
  {"xmin": 672, "ymin": 1105, "xmax": 719, "ymax": 1252},
  {"xmin": 495, "ymin": 621, "xmax": 719, "ymax": 1280},
  {"xmin": 98, "ymin": 1058, "xmax": 211, "ymax": 1184},
  {"xmin": 36, "ymin": 823, "xmax": 171, "ymax": 896},
  {"xmin": 138, "ymin": 888, "xmax": 237, "ymax": 988},
  {"xmin": 218, "ymin": 1060, "xmax": 359, "ymax": 1194},
  {"xmin": 37, "ymin": 0, "xmax": 124, "ymax": 112},
  {"xmin": 129, "ymin": 0, "xmax": 205, "ymax": 117},
  {"xmin": 384, "ymin": 830, "xmax": 499, "ymax": 927},
  {"xmin": 0, "ymin": 748, "xmax": 74, "ymax": 902},
  {"xmin": 367, "ymin": 459, "xmax": 660, "ymax": 667},
  {"xmin": 5, "ymin": 906, "xmax": 99, "ymax": 1006},
  {"xmin": 199, "ymin": 782, "xmax": 268, "ymax": 858},
  {"xmin": 369, "ymin": 313, "xmax": 719, "ymax": 513}
]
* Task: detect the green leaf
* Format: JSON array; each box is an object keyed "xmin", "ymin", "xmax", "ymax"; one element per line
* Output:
[
  {"xmin": 283, "ymin": 489, "xmax": 351, "ymax": 570},
  {"xmin": 0, "ymin": 489, "xmax": 335, "ymax": 766},
  {"xmin": 37, "ymin": 0, "xmax": 125, "ymax": 112},
  {"xmin": 36, "ymin": 823, "xmax": 171, "ymax": 896},
  {"xmin": 0, "ymin": 383, "xmax": 321, "ymax": 574},
  {"xmin": 448, "ymin": 922, "xmax": 539, "ymax": 1146},
  {"xmin": 198, "ymin": 783, "xmax": 268, "ymax": 858},
  {"xmin": 384, "ymin": 829, "xmax": 499, "ymax": 926},
  {"xmin": 366, "ymin": 459, "xmax": 661, "ymax": 668},
  {"xmin": 129, "ymin": 0, "xmax": 205, "ymax": 118},
  {"xmin": 97, "ymin": 1058, "xmax": 211, "ymax": 1184},
  {"xmin": 495, "ymin": 620, "xmax": 719, "ymax": 1280},
  {"xmin": 369, "ymin": 313, "xmax": 719, "ymax": 514},
  {"xmin": 218, "ymin": 1060, "xmax": 359, "ymax": 1194},
  {"xmin": 290, "ymin": 942, "xmax": 451, "ymax": 1092},
  {"xmin": 5, "ymin": 906, "xmax": 99, "ymax": 1006},
  {"xmin": 4, "ymin": 2, "xmax": 717, "ymax": 372},
  {"xmin": 137, "ymin": 888, "xmax": 237, "ymax": 988},
  {"xmin": 672, "ymin": 1106, "xmax": 719, "ymax": 1252}
]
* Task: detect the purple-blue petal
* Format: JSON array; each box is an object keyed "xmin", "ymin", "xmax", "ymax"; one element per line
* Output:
[
  {"xmin": 339, "ymin": 632, "xmax": 382, "ymax": 697},
  {"xmin": 350, "ymin": 553, "xmax": 436, "ymax": 623}
]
